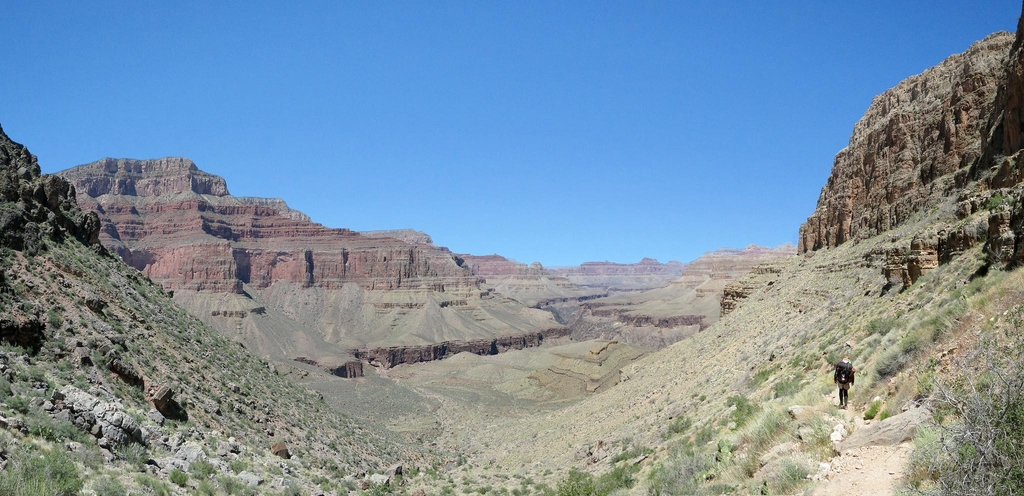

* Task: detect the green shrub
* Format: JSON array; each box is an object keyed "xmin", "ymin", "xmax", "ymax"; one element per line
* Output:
[
  {"xmin": 905, "ymin": 425, "xmax": 944, "ymax": 490},
  {"xmin": 646, "ymin": 449, "xmax": 714, "ymax": 496},
  {"xmin": 92, "ymin": 476, "xmax": 127, "ymax": 496},
  {"xmin": 863, "ymin": 400, "xmax": 882, "ymax": 420},
  {"xmin": 988, "ymin": 192, "xmax": 1005, "ymax": 211},
  {"xmin": 866, "ymin": 317, "xmax": 898, "ymax": 336},
  {"xmin": 136, "ymin": 474, "xmax": 172, "ymax": 496},
  {"xmin": 772, "ymin": 377, "xmax": 801, "ymax": 399},
  {"xmin": 7, "ymin": 395, "xmax": 29, "ymax": 414},
  {"xmin": 169, "ymin": 469, "xmax": 188, "ymax": 487},
  {"xmin": 190, "ymin": 459, "xmax": 217, "ymax": 479},
  {"xmin": 875, "ymin": 347, "xmax": 910, "ymax": 379},
  {"xmin": 740, "ymin": 407, "xmax": 788, "ymax": 455},
  {"xmin": 555, "ymin": 469, "xmax": 596, "ymax": 496},
  {"xmin": 725, "ymin": 395, "xmax": 758, "ymax": 429},
  {"xmin": 217, "ymin": 474, "xmax": 257, "ymax": 496},
  {"xmin": 766, "ymin": 458, "xmax": 811, "ymax": 494},
  {"xmin": 666, "ymin": 416, "xmax": 692, "ymax": 438},
  {"xmin": 46, "ymin": 310, "xmax": 63, "ymax": 330},
  {"xmin": 926, "ymin": 343, "xmax": 1024, "ymax": 494},
  {"xmin": 750, "ymin": 368, "xmax": 772, "ymax": 387},
  {"xmin": 0, "ymin": 448, "xmax": 84, "ymax": 496}
]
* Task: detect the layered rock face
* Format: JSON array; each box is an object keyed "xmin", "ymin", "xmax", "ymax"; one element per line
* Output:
[
  {"xmin": 60, "ymin": 158, "xmax": 480, "ymax": 294},
  {"xmin": 567, "ymin": 245, "xmax": 794, "ymax": 348},
  {"xmin": 802, "ymin": 16, "xmax": 1024, "ymax": 283},
  {"xmin": 59, "ymin": 159, "xmax": 568, "ymax": 372},
  {"xmin": 548, "ymin": 258, "xmax": 686, "ymax": 291},
  {"xmin": 800, "ymin": 33, "xmax": 1014, "ymax": 253},
  {"xmin": 457, "ymin": 254, "xmax": 605, "ymax": 308}
]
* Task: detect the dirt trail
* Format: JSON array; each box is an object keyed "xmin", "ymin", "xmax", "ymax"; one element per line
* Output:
[
  {"xmin": 812, "ymin": 397, "xmax": 912, "ymax": 495},
  {"xmin": 812, "ymin": 443, "xmax": 911, "ymax": 496}
]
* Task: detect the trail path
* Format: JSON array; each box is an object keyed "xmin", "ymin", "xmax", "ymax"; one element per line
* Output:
[
  {"xmin": 811, "ymin": 396, "xmax": 912, "ymax": 496},
  {"xmin": 811, "ymin": 443, "xmax": 911, "ymax": 496}
]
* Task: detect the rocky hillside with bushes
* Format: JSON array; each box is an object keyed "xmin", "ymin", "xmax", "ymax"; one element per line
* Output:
[{"xmin": 0, "ymin": 123, "xmax": 429, "ymax": 494}]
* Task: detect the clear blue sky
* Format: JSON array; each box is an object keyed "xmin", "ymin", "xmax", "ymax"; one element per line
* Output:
[{"xmin": 2, "ymin": 1, "xmax": 1020, "ymax": 266}]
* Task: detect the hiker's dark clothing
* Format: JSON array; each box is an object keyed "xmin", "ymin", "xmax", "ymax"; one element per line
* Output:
[{"xmin": 834, "ymin": 359, "xmax": 854, "ymax": 408}]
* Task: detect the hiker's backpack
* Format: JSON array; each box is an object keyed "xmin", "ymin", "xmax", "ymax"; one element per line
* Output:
[{"xmin": 836, "ymin": 361, "xmax": 853, "ymax": 384}]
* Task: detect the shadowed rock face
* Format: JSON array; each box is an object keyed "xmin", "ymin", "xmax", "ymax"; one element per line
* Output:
[
  {"xmin": 353, "ymin": 328, "xmax": 572, "ymax": 368},
  {"xmin": 0, "ymin": 124, "xmax": 101, "ymax": 255}
]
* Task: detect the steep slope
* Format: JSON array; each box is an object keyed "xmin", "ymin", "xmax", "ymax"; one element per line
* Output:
[
  {"xmin": 59, "ymin": 159, "xmax": 568, "ymax": 374},
  {"xmin": 0, "ymin": 124, "xmax": 425, "ymax": 494}
]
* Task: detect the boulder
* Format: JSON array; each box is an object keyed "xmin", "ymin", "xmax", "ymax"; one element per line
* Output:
[
  {"xmin": 271, "ymin": 442, "xmax": 290, "ymax": 459},
  {"xmin": 836, "ymin": 406, "xmax": 930, "ymax": 454}
]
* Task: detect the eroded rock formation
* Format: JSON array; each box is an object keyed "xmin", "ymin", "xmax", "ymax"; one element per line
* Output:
[
  {"xmin": 799, "ymin": 33, "xmax": 1014, "ymax": 253},
  {"xmin": 353, "ymin": 328, "xmax": 571, "ymax": 368},
  {"xmin": 60, "ymin": 158, "xmax": 480, "ymax": 294}
]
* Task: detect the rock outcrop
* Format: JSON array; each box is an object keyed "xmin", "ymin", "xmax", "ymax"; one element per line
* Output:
[
  {"xmin": 59, "ymin": 158, "xmax": 569, "ymax": 370},
  {"xmin": 802, "ymin": 15, "xmax": 1024, "ymax": 278},
  {"xmin": 0, "ymin": 124, "xmax": 101, "ymax": 255},
  {"xmin": 60, "ymin": 158, "xmax": 480, "ymax": 294},
  {"xmin": 353, "ymin": 328, "xmax": 571, "ymax": 368},
  {"xmin": 799, "ymin": 33, "xmax": 1014, "ymax": 253}
]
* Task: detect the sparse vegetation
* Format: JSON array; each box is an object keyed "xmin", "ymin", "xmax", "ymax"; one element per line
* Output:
[{"xmin": 0, "ymin": 447, "xmax": 84, "ymax": 496}]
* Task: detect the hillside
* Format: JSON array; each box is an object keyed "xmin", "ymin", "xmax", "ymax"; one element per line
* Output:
[{"xmin": 0, "ymin": 124, "xmax": 429, "ymax": 494}]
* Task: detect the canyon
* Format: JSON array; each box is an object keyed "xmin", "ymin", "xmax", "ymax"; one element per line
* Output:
[{"xmin": 58, "ymin": 159, "xmax": 782, "ymax": 377}]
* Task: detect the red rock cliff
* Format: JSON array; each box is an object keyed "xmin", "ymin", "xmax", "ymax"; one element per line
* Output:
[
  {"xmin": 799, "ymin": 32, "xmax": 1014, "ymax": 253},
  {"xmin": 59, "ymin": 159, "xmax": 479, "ymax": 293}
]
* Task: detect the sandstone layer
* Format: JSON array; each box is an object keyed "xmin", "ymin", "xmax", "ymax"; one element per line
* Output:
[{"xmin": 59, "ymin": 159, "xmax": 568, "ymax": 372}]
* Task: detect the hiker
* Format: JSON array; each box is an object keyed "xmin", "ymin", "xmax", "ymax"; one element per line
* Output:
[{"xmin": 834, "ymin": 354, "xmax": 854, "ymax": 409}]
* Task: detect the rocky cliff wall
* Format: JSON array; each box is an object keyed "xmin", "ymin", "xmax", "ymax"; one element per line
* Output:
[
  {"xmin": 800, "ymin": 33, "xmax": 1015, "ymax": 253},
  {"xmin": 59, "ymin": 159, "xmax": 480, "ymax": 293}
]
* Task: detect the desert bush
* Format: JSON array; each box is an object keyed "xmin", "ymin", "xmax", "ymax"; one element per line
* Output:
[
  {"xmin": 6, "ymin": 394, "xmax": 29, "ymax": 414},
  {"xmin": 169, "ymin": 468, "xmax": 188, "ymax": 487},
  {"xmin": 0, "ymin": 447, "xmax": 84, "ymax": 496},
  {"xmin": 750, "ymin": 368, "xmax": 772, "ymax": 387},
  {"xmin": 190, "ymin": 459, "xmax": 217, "ymax": 479},
  {"xmin": 866, "ymin": 317, "xmax": 899, "ymax": 336},
  {"xmin": 905, "ymin": 425, "xmax": 943, "ymax": 490},
  {"xmin": 772, "ymin": 377, "xmax": 801, "ymax": 399},
  {"xmin": 921, "ymin": 342, "xmax": 1024, "ymax": 495},
  {"xmin": 875, "ymin": 347, "xmax": 911, "ymax": 379},
  {"xmin": 725, "ymin": 395, "xmax": 758, "ymax": 429},
  {"xmin": 646, "ymin": 449, "xmax": 715, "ymax": 496},
  {"xmin": 135, "ymin": 474, "xmax": 173, "ymax": 496},
  {"xmin": 740, "ymin": 407, "xmax": 788, "ymax": 455},
  {"xmin": 666, "ymin": 416, "xmax": 692, "ymax": 438},
  {"xmin": 217, "ymin": 474, "xmax": 257, "ymax": 496},
  {"xmin": 765, "ymin": 458, "xmax": 811, "ymax": 494},
  {"xmin": 46, "ymin": 309, "xmax": 63, "ymax": 330},
  {"xmin": 863, "ymin": 399, "xmax": 883, "ymax": 420},
  {"xmin": 92, "ymin": 475, "xmax": 127, "ymax": 496}
]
